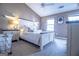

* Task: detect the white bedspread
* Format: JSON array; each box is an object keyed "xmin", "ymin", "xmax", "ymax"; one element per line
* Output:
[{"xmin": 21, "ymin": 32, "xmax": 41, "ymax": 45}]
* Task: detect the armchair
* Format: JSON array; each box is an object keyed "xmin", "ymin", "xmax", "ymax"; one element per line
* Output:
[{"xmin": 0, "ymin": 32, "xmax": 13, "ymax": 54}]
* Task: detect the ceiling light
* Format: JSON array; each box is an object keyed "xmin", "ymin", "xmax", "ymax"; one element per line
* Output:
[
  {"xmin": 41, "ymin": 3, "xmax": 55, "ymax": 7},
  {"xmin": 58, "ymin": 6, "xmax": 64, "ymax": 9}
]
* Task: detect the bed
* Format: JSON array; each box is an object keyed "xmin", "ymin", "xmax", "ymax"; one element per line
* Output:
[{"xmin": 20, "ymin": 31, "xmax": 54, "ymax": 50}]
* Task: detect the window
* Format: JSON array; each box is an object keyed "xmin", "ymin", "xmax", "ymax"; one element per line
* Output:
[
  {"xmin": 47, "ymin": 19, "xmax": 54, "ymax": 31},
  {"xmin": 68, "ymin": 16, "xmax": 79, "ymax": 21}
]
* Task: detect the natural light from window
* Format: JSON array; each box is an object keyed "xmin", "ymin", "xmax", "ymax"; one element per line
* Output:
[
  {"xmin": 47, "ymin": 19, "xmax": 54, "ymax": 31},
  {"xmin": 68, "ymin": 16, "xmax": 79, "ymax": 21}
]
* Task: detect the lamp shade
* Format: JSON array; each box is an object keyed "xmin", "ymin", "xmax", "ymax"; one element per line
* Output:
[{"xmin": 5, "ymin": 15, "xmax": 19, "ymax": 29}]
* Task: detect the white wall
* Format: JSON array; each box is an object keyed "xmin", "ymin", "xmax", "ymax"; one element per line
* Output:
[
  {"xmin": 41, "ymin": 9, "xmax": 79, "ymax": 38},
  {"xmin": 0, "ymin": 3, "xmax": 41, "ymax": 29}
]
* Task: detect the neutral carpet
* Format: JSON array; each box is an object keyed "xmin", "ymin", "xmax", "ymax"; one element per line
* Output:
[
  {"xmin": 11, "ymin": 40, "xmax": 40, "ymax": 56},
  {"xmin": 0, "ymin": 38, "xmax": 67, "ymax": 56},
  {"xmin": 31, "ymin": 39, "xmax": 67, "ymax": 56}
]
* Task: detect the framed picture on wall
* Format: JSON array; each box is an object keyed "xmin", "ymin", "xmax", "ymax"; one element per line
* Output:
[{"xmin": 58, "ymin": 16, "xmax": 64, "ymax": 24}]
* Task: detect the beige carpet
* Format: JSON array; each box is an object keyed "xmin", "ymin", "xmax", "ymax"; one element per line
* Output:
[
  {"xmin": 11, "ymin": 40, "xmax": 39, "ymax": 56},
  {"xmin": 12, "ymin": 38, "xmax": 67, "ymax": 56},
  {"xmin": 0, "ymin": 38, "xmax": 67, "ymax": 56},
  {"xmin": 32, "ymin": 39, "xmax": 67, "ymax": 56}
]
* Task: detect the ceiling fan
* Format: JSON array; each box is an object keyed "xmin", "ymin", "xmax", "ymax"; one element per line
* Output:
[
  {"xmin": 41, "ymin": 3, "xmax": 65, "ymax": 9},
  {"xmin": 41, "ymin": 3, "xmax": 55, "ymax": 7}
]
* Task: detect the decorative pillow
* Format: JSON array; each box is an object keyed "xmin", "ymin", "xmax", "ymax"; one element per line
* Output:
[
  {"xmin": 33, "ymin": 30, "xmax": 42, "ymax": 33},
  {"xmin": 28, "ymin": 27, "xmax": 33, "ymax": 32}
]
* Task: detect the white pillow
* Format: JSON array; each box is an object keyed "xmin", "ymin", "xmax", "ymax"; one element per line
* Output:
[{"xmin": 33, "ymin": 30, "xmax": 42, "ymax": 33}]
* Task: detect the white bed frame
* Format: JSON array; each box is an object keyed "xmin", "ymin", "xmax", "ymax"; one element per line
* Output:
[{"xmin": 20, "ymin": 31, "xmax": 54, "ymax": 50}]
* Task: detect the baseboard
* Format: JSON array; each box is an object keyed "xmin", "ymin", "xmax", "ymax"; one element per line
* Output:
[
  {"xmin": 12, "ymin": 40, "xmax": 18, "ymax": 42},
  {"xmin": 55, "ymin": 36, "xmax": 67, "ymax": 40}
]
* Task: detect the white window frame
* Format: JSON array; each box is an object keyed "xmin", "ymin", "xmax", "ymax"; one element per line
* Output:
[
  {"xmin": 47, "ymin": 19, "xmax": 54, "ymax": 31},
  {"xmin": 68, "ymin": 16, "xmax": 79, "ymax": 21}
]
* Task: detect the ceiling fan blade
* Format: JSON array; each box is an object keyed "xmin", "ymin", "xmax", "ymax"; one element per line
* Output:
[{"xmin": 41, "ymin": 3, "xmax": 55, "ymax": 7}]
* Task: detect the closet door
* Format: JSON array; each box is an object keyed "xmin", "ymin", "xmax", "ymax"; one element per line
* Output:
[
  {"xmin": 70, "ymin": 23, "xmax": 79, "ymax": 56},
  {"xmin": 67, "ymin": 22, "xmax": 79, "ymax": 56},
  {"xmin": 67, "ymin": 23, "xmax": 71, "ymax": 56}
]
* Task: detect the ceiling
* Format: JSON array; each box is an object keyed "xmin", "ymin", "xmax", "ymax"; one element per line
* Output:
[{"xmin": 26, "ymin": 3, "xmax": 79, "ymax": 17}]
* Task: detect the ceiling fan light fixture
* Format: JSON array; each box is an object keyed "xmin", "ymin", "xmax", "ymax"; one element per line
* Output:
[
  {"xmin": 41, "ymin": 3, "xmax": 55, "ymax": 7},
  {"xmin": 41, "ymin": 3, "xmax": 45, "ymax": 7},
  {"xmin": 59, "ymin": 6, "xmax": 64, "ymax": 9}
]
